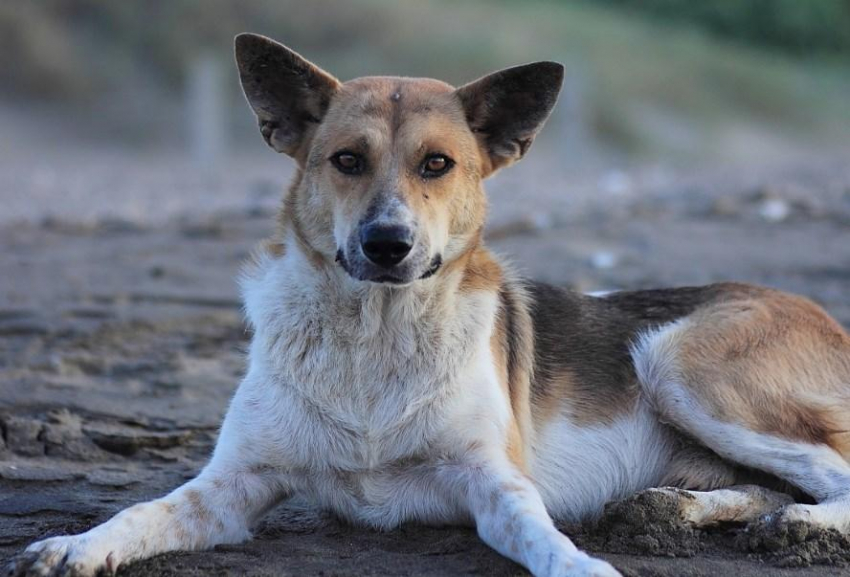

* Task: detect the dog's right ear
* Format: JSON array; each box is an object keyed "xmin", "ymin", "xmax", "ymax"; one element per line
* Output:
[{"xmin": 235, "ymin": 34, "xmax": 341, "ymax": 158}]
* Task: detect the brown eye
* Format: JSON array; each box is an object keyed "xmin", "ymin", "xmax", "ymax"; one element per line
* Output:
[
  {"xmin": 331, "ymin": 151, "xmax": 364, "ymax": 175},
  {"xmin": 421, "ymin": 154, "xmax": 453, "ymax": 178}
]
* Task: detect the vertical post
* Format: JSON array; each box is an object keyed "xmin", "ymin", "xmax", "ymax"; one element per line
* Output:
[
  {"xmin": 187, "ymin": 52, "xmax": 226, "ymax": 168},
  {"xmin": 556, "ymin": 59, "xmax": 590, "ymax": 168}
]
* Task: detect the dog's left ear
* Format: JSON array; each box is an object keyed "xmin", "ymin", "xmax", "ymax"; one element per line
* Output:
[{"xmin": 456, "ymin": 62, "xmax": 564, "ymax": 175}]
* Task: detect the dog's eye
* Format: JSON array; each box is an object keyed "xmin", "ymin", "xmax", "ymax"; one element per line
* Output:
[
  {"xmin": 331, "ymin": 152, "xmax": 364, "ymax": 175},
  {"xmin": 421, "ymin": 154, "xmax": 453, "ymax": 178}
]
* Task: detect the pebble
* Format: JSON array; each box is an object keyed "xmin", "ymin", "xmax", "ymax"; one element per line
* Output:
[{"xmin": 758, "ymin": 198, "xmax": 792, "ymax": 222}]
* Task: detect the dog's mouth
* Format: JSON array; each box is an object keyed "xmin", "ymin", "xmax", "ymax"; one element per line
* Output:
[
  {"xmin": 335, "ymin": 251, "xmax": 442, "ymax": 285},
  {"xmin": 418, "ymin": 255, "xmax": 443, "ymax": 279}
]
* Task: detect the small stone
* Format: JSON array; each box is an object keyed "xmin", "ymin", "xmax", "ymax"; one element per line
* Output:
[
  {"xmin": 758, "ymin": 198, "xmax": 791, "ymax": 222},
  {"xmin": 1, "ymin": 415, "xmax": 44, "ymax": 456},
  {"xmin": 83, "ymin": 423, "xmax": 192, "ymax": 456}
]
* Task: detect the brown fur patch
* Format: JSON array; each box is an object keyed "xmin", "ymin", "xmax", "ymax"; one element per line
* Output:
[
  {"xmin": 475, "ymin": 264, "xmax": 537, "ymax": 471},
  {"xmin": 458, "ymin": 245, "xmax": 502, "ymax": 294},
  {"xmin": 185, "ymin": 489, "xmax": 211, "ymax": 525},
  {"xmin": 673, "ymin": 288, "xmax": 850, "ymax": 454}
]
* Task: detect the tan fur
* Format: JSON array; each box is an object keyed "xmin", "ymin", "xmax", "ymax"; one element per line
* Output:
[
  {"xmin": 458, "ymin": 243, "xmax": 502, "ymax": 294},
  {"xmin": 502, "ymin": 292, "xmax": 536, "ymax": 470},
  {"xmin": 488, "ymin": 273, "xmax": 535, "ymax": 471},
  {"xmin": 674, "ymin": 288, "xmax": 850, "ymax": 456}
]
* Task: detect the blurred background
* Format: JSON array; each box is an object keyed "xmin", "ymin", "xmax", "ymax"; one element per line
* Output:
[
  {"xmin": 2, "ymin": 0, "xmax": 850, "ymax": 225},
  {"xmin": 2, "ymin": 0, "xmax": 850, "ymax": 309}
]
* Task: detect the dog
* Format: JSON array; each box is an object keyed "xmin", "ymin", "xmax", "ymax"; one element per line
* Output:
[{"xmin": 8, "ymin": 33, "xmax": 850, "ymax": 577}]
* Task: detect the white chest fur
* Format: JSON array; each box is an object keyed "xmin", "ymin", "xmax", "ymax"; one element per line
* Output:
[{"xmin": 236, "ymin": 247, "xmax": 503, "ymax": 477}]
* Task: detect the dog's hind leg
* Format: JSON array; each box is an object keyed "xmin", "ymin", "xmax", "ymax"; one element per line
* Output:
[
  {"xmin": 623, "ymin": 485, "xmax": 794, "ymax": 527},
  {"xmin": 642, "ymin": 395, "xmax": 850, "ymax": 533},
  {"xmin": 633, "ymin": 292, "xmax": 850, "ymax": 534}
]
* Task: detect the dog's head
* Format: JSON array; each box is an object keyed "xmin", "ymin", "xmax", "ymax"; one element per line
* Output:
[{"xmin": 235, "ymin": 34, "xmax": 563, "ymax": 286}]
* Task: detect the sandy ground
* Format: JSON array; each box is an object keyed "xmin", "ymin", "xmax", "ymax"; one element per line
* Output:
[{"xmin": 2, "ymin": 148, "xmax": 850, "ymax": 576}]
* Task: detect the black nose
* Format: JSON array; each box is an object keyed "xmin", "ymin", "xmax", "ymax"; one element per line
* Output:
[{"xmin": 360, "ymin": 225, "xmax": 413, "ymax": 268}]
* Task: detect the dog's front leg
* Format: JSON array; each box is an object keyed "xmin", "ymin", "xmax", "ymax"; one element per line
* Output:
[
  {"xmin": 6, "ymin": 462, "xmax": 288, "ymax": 576},
  {"xmin": 462, "ymin": 458, "xmax": 620, "ymax": 577}
]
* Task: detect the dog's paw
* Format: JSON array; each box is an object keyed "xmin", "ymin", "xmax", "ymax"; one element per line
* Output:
[
  {"xmin": 4, "ymin": 535, "xmax": 115, "ymax": 577},
  {"xmin": 534, "ymin": 549, "xmax": 621, "ymax": 577},
  {"xmin": 736, "ymin": 504, "xmax": 850, "ymax": 567}
]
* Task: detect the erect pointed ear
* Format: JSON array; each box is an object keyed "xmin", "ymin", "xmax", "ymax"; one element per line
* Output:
[
  {"xmin": 455, "ymin": 62, "xmax": 564, "ymax": 175},
  {"xmin": 235, "ymin": 33, "xmax": 341, "ymax": 157}
]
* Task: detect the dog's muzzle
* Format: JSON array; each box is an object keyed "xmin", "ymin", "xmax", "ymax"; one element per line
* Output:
[{"xmin": 336, "ymin": 248, "xmax": 442, "ymax": 285}]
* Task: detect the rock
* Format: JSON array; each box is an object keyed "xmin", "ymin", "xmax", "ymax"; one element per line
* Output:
[
  {"xmin": 0, "ymin": 462, "xmax": 82, "ymax": 482},
  {"xmin": 82, "ymin": 423, "xmax": 192, "ymax": 457},
  {"xmin": 41, "ymin": 409, "xmax": 104, "ymax": 461},
  {"xmin": 1, "ymin": 415, "xmax": 44, "ymax": 456}
]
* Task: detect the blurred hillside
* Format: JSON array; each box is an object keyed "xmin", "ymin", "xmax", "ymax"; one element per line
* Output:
[
  {"xmin": 1, "ymin": 0, "xmax": 849, "ymax": 167},
  {"xmin": 592, "ymin": 0, "xmax": 850, "ymax": 57}
]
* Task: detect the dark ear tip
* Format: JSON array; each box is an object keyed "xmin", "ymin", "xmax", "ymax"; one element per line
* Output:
[
  {"xmin": 532, "ymin": 61, "xmax": 565, "ymax": 85},
  {"xmin": 234, "ymin": 33, "xmax": 280, "ymax": 61},
  {"xmin": 235, "ymin": 32, "xmax": 262, "ymax": 49}
]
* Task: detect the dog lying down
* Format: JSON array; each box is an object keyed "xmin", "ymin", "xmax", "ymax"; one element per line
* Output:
[{"xmin": 8, "ymin": 33, "xmax": 850, "ymax": 577}]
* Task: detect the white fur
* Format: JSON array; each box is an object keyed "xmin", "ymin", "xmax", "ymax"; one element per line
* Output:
[{"xmin": 532, "ymin": 405, "xmax": 675, "ymax": 522}]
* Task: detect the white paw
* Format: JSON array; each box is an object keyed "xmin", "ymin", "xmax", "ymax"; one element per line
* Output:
[
  {"xmin": 5, "ymin": 535, "xmax": 115, "ymax": 577},
  {"xmin": 535, "ymin": 550, "xmax": 622, "ymax": 577}
]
